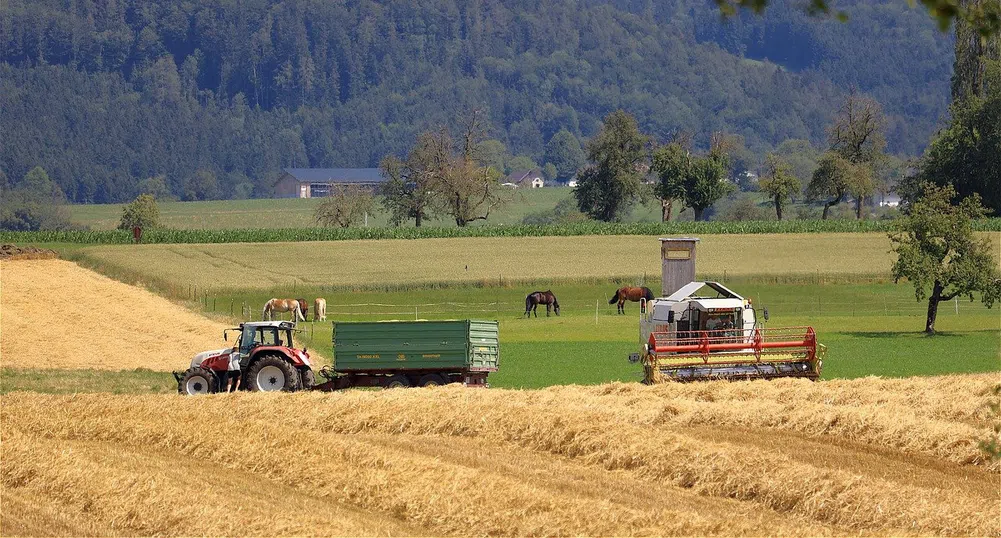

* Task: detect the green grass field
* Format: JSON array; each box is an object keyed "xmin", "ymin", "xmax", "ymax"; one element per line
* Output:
[
  {"xmin": 72, "ymin": 232, "xmax": 996, "ymax": 294},
  {"xmin": 68, "ymin": 188, "xmax": 598, "ymax": 230},
  {"xmin": 3, "ymin": 279, "xmax": 997, "ymax": 394},
  {"xmin": 191, "ymin": 281, "xmax": 999, "ymax": 388}
]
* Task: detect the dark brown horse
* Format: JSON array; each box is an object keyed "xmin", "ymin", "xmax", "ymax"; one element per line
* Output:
[
  {"xmin": 296, "ymin": 298, "xmax": 309, "ymax": 320},
  {"xmin": 525, "ymin": 290, "xmax": 560, "ymax": 317},
  {"xmin": 609, "ymin": 286, "xmax": 655, "ymax": 314}
]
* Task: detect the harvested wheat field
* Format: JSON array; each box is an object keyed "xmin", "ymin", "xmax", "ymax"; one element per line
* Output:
[
  {"xmin": 0, "ymin": 259, "xmax": 228, "ymax": 370},
  {"xmin": 3, "ymin": 373, "xmax": 999, "ymax": 537}
]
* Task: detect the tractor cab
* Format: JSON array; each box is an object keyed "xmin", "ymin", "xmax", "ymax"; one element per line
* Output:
[{"xmin": 227, "ymin": 321, "xmax": 298, "ymax": 359}]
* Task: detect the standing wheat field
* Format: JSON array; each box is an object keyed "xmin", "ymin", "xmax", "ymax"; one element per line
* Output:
[
  {"xmin": 2, "ymin": 374, "xmax": 998, "ymax": 537},
  {"xmin": 75, "ymin": 232, "xmax": 1001, "ymax": 291}
]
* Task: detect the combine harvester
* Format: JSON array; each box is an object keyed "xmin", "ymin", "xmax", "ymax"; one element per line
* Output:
[{"xmin": 631, "ymin": 238, "xmax": 825, "ymax": 382}]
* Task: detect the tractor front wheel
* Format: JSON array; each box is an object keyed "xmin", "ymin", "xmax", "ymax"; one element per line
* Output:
[
  {"xmin": 247, "ymin": 355, "xmax": 300, "ymax": 392},
  {"xmin": 178, "ymin": 367, "xmax": 218, "ymax": 395}
]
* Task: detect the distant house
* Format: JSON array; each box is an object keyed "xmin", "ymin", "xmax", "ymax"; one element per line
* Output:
[
  {"xmin": 503, "ymin": 169, "xmax": 544, "ymax": 189},
  {"xmin": 274, "ymin": 168, "xmax": 385, "ymax": 198},
  {"xmin": 879, "ymin": 193, "xmax": 902, "ymax": 208}
]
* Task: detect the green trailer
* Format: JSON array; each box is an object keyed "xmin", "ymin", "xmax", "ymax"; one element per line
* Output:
[{"xmin": 315, "ymin": 320, "xmax": 499, "ymax": 390}]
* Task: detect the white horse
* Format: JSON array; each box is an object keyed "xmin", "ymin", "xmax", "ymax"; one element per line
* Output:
[
  {"xmin": 314, "ymin": 298, "xmax": 327, "ymax": 321},
  {"xmin": 263, "ymin": 298, "xmax": 304, "ymax": 321}
]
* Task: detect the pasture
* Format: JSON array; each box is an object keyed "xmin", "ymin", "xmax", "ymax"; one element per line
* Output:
[
  {"xmin": 3, "ymin": 375, "xmax": 998, "ymax": 536},
  {"xmin": 67, "ymin": 188, "xmax": 578, "ymax": 230}
]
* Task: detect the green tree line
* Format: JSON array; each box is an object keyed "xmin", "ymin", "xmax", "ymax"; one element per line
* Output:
[{"xmin": 0, "ymin": 0, "xmax": 961, "ymax": 204}]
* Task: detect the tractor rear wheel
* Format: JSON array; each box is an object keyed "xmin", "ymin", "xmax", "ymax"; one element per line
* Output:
[
  {"xmin": 247, "ymin": 355, "xmax": 300, "ymax": 392},
  {"xmin": 300, "ymin": 368, "xmax": 316, "ymax": 390},
  {"xmin": 418, "ymin": 374, "xmax": 447, "ymax": 387},
  {"xmin": 179, "ymin": 367, "xmax": 218, "ymax": 395}
]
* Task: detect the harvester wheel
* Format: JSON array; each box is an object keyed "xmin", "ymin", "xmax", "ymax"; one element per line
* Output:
[
  {"xmin": 418, "ymin": 374, "xmax": 447, "ymax": 387},
  {"xmin": 385, "ymin": 374, "xmax": 410, "ymax": 389},
  {"xmin": 179, "ymin": 367, "xmax": 218, "ymax": 395},
  {"xmin": 300, "ymin": 368, "xmax": 316, "ymax": 390},
  {"xmin": 247, "ymin": 355, "xmax": 300, "ymax": 392}
]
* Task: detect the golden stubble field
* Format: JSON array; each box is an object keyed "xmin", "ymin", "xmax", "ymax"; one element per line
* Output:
[
  {"xmin": 77, "ymin": 232, "xmax": 1001, "ymax": 290},
  {"xmin": 0, "ymin": 259, "xmax": 229, "ymax": 370},
  {"xmin": 2, "ymin": 375, "xmax": 999, "ymax": 537}
]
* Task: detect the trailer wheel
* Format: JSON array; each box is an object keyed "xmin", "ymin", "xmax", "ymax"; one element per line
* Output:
[
  {"xmin": 247, "ymin": 355, "xmax": 300, "ymax": 392},
  {"xmin": 178, "ymin": 367, "xmax": 218, "ymax": 395},
  {"xmin": 418, "ymin": 374, "xmax": 447, "ymax": 387},
  {"xmin": 300, "ymin": 368, "xmax": 316, "ymax": 390},
  {"xmin": 385, "ymin": 374, "xmax": 410, "ymax": 389}
]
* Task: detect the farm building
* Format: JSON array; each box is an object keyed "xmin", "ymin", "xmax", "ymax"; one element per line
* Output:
[
  {"xmin": 274, "ymin": 168, "xmax": 385, "ymax": 198},
  {"xmin": 502, "ymin": 169, "xmax": 544, "ymax": 188}
]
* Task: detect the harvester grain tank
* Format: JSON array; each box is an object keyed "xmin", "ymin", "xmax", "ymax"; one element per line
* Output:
[{"xmin": 632, "ymin": 238, "xmax": 824, "ymax": 382}]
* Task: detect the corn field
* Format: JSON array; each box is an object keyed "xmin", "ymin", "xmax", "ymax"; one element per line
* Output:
[{"xmin": 5, "ymin": 218, "xmax": 1001, "ymax": 245}]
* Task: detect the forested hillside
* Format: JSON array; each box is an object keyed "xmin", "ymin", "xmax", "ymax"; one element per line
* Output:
[{"xmin": 0, "ymin": 0, "xmax": 954, "ymax": 203}]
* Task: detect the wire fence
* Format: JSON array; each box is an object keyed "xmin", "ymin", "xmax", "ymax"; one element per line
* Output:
[{"xmin": 202, "ymin": 295, "xmax": 994, "ymax": 322}]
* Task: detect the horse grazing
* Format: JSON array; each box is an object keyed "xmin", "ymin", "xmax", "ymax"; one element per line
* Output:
[
  {"xmin": 314, "ymin": 298, "xmax": 327, "ymax": 321},
  {"xmin": 296, "ymin": 298, "xmax": 308, "ymax": 320},
  {"xmin": 262, "ymin": 298, "xmax": 305, "ymax": 322},
  {"xmin": 609, "ymin": 286, "xmax": 655, "ymax": 314},
  {"xmin": 524, "ymin": 290, "xmax": 560, "ymax": 318}
]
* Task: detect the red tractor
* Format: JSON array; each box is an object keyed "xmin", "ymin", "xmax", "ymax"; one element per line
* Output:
[{"xmin": 175, "ymin": 321, "xmax": 315, "ymax": 394}]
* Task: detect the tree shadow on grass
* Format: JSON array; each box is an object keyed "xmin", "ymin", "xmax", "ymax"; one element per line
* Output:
[{"xmin": 838, "ymin": 331, "xmax": 969, "ymax": 338}]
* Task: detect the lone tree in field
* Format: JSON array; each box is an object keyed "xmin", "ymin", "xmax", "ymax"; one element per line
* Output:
[
  {"xmin": 808, "ymin": 93, "xmax": 885, "ymax": 219},
  {"xmin": 314, "ymin": 185, "xmax": 375, "ymax": 228},
  {"xmin": 758, "ymin": 153, "xmax": 801, "ymax": 220},
  {"xmin": 117, "ymin": 193, "xmax": 160, "ymax": 231},
  {"xmin": 651, "ymin": 142, "xmax": 688, "ymax": 222},
  {"xmin": 573, "ymin": 110, "xmax": 648, "ymax": 221},
  {"xmin": 380, "ymin": 130, "xmax": 451, "ymax": 227},
  {"xmin": 890, "ymin": 183, "xmax": 1001, "ymax": 334},
  {"xmin": 433, "ymin": 110, "xmax": 507, "ymax": 227}
]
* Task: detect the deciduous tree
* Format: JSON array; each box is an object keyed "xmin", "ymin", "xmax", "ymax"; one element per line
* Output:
[
  {"xmin": 651, "ymin": 143, "xmax": 688, "ymax": 222},
  {"xmin": 889, "ymin": 183, "xmax": 1001, "ymax": 334},
  {"xmin": 379, "ymin": 130, "xmax": 449, "ymax": 227},
  {"xmin": 118, "ymin": 194, "xmax": 161, "ymax": 230},
  {"xmin": 758, "ymin": 153, "xmax": 801, "ymax": 220},
  {"xmin": 544, "ymin": 129, "xmax": 585, "ymax": 181},
  {"xmin": 573, "ymin": 110, "xmax": 648, "ymax": 222},
  {"xmin": 314, "ymin": 185, "xmax": 375, "ymax": 228}
]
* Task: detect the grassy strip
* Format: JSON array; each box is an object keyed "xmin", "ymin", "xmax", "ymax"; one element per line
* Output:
[
  {"xmin": 0, "ymin": 368, "xmax": 176, "ymax": 394},
  {"xmin": 7, "ymin": 218, "xmax": 1001, "ymax": 244}
]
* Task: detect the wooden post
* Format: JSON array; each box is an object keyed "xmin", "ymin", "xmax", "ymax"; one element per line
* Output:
[{"xmin": 595, "ymin": 299, "xmax": 598, "ymax": 325}]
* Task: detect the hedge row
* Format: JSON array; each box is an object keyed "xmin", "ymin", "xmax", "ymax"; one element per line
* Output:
[{"xmin": 4, "ymin": 219, "xmax": 1000, "ymax": 245}]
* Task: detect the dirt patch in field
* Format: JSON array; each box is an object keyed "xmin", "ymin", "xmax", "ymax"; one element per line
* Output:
[
  {"xmin": 0, "ymin": 259, "xmax": 228, "ymax": 370},
  {"xmin": 0, "ymin": 244, "xmax": 58, "ymax": 260}
]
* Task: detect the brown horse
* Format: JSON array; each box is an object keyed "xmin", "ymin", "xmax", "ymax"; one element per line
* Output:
[
  {"xmin": 263, "ymin": 298, "xmax": 305, "ymax": 321},
  {"xmin": 609, "ymin": 286, "xmax": 655, "ymax": 314},
  {"xmin": 296, "ymin": 298, "xmax": 308, "ymax": 320},
  {"xmin": 525, "ymin": 290, "xmax": 560, "ymax": 317}
]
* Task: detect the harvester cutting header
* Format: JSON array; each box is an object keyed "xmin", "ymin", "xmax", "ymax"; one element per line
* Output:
[{"xmin": 631, "ymin": 238, "xmax": 825, "ymax": 382}]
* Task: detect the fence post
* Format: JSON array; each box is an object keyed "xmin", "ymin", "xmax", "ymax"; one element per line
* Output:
[
  {"xmin": 955, "ymin": 296, "xmax": 959, "ymax": 315},
  {"xmin": 415, "ymin": 306, "xmax": 418, "ymax": 320},
  {"xmin": 595, "ymin": 299, "xmax": 598, "ymax": 325},
  {"xmin": 230, "ymin": 300, "xmax": 234, "ymax": 316}
]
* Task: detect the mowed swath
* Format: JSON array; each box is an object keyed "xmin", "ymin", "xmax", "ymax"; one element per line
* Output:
[
  {"xmin": 0, "ymin": 260, "xmax": 228, "ymax": 370},
  {"xmin": 78, "ymin": 232, "xmax": 995, "ymax": 290},
  {"xmin": 2, "ymin": 374, "xmax": 997, "ymax": 537}
]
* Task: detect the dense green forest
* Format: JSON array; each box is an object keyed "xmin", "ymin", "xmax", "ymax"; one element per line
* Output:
[{"xmin": 0, "ymin": 0, "xmax": 955, "ymax": 203}]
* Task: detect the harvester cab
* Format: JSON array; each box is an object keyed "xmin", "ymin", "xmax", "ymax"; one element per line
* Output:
[{"xmin": 634, "ymin": 238, "xmax": 824, "ymax": 383}]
